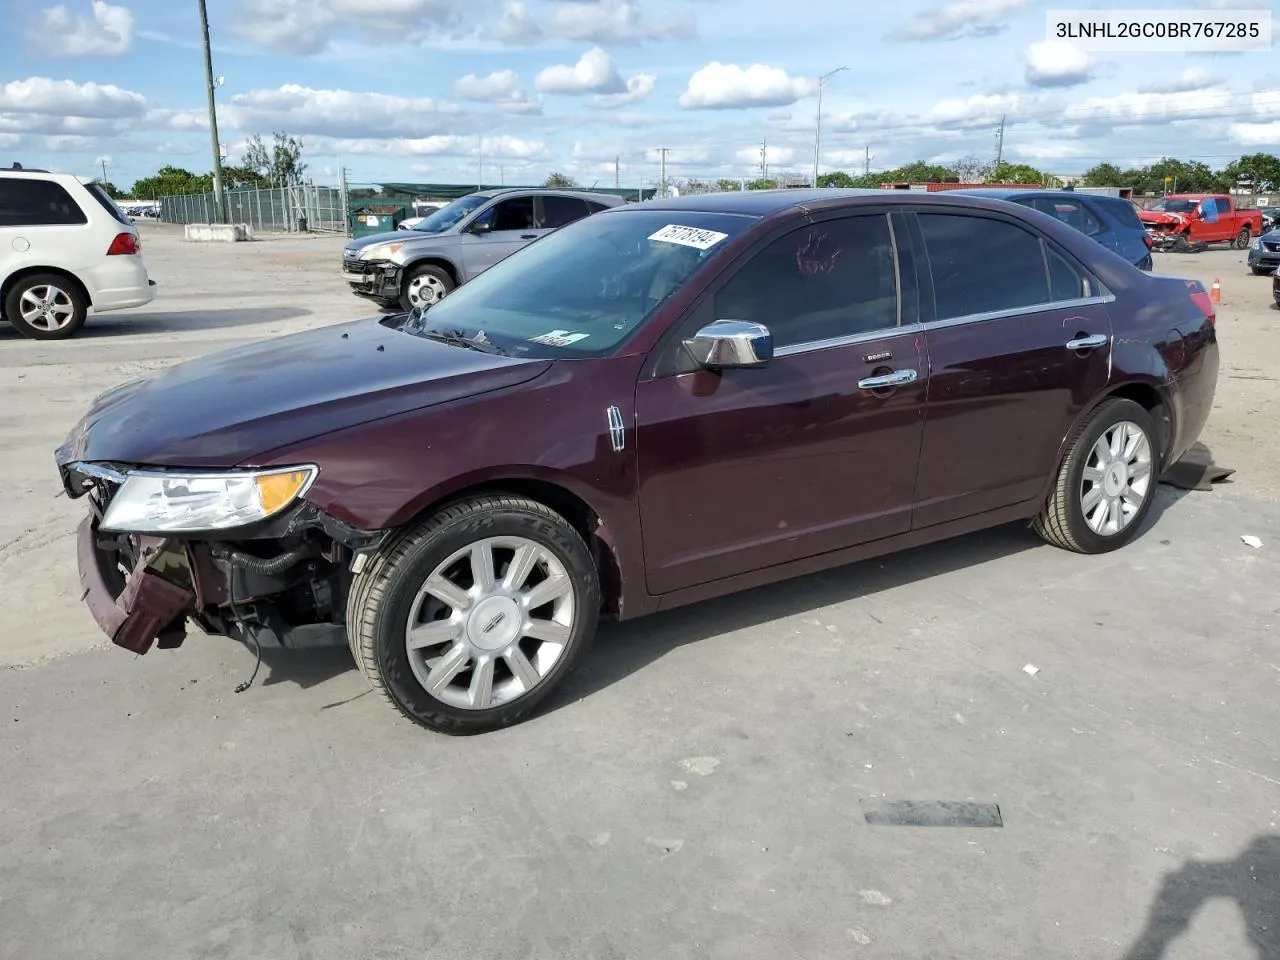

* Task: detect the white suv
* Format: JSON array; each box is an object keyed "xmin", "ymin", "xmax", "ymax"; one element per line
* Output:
[{"xmin": 0, "ymin": 164, "xmax": 155, "ymax": 340}]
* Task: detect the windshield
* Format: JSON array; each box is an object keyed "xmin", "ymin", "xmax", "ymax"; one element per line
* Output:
[
  {"xmin": 406, "ymin": 209, "xmax": 757, "ymax": 359},
  {"xmin": 1148, "ymin": 198, "xmax": 1198, "ymax": 214},
  {"xmin": 411, "ymin": 194, "xmax": 489, "ymax": 233}
]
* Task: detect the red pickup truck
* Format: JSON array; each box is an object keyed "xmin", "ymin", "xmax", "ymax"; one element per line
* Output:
[{"xmin": 1140, "ymin": 194, "xmax": 1262, "ymax": 251}]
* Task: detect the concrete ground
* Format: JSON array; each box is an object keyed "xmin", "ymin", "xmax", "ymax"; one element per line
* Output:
[{"xmin": 1, "ymin": 224, "xmax": 1278, "ymax": 960}]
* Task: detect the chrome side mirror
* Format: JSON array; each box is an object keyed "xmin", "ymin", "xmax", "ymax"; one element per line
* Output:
[{"xmin": 683, "ymin": 319, "xmax": 773, "ymax": 370}]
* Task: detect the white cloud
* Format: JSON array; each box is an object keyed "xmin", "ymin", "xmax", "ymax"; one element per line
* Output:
[
  {"xmin": 230, "ymin": 0, "xmax": 458, "ymax": 55},
  {"xmin": 452, "ymin": 69, "xmax": 533, "ymax": 105},
  {"xmin": 535, "ymin": 47, "xmax": 626, "ymax": 95},
  {"xmin": 0, "ymin": 77, "xmax": 147, "ymax": 118},
  {"xmin": 550, "ymin": 0, "xmax": 695, "ymax": 45},
  {"xmin": 735, "ymin": 144, "xmax": 796, "ymax": 166},
  {"xmin": 221, "ymin": 84, "xmax": 457, "ymax": 139},
  {"xmin": 1228, "ymin": 120, "xmax": 1280, "ymax": 145},
  {"xmin": 591, "ymin": 73, "xmax": 656, "ymax": 108},
  {"xmin": 489, "ymin": 0, "xmax": 542, "ymax": 44},
  {"xmin": 1138, "ymin": 67, "xmax": 1225, "ymax": 94},
  {"xmin": 678, "ymin": 62, "xmax": 817, "ymax": 110},
  {"xmin": 1025, "ymin": 40, "xmax": 1095, "ymax": 88},
  {"xmin": 26, "ymin": 1, "xmax": 134, "ymax": 57},
  {"xmin": 926, "ymin": 92, "xmax": 1026, "ymax": 124},
  {"xmin": 890, "ymin": 0, "xmax": 1031, "ymax": 41},
  {"xmin": 308, "ymin": 134, "xmax": 547, "ymax": 159}
]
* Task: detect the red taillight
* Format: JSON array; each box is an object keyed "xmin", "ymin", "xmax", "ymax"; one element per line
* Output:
[
  {"xmin": 106, "ymin": 232, "xmax": 140, "ymax": 255},
  {"xmin": 1142, "ymin": 233, "xmax": 1154, "ymax": 250},
  {"xmin": 1189, "ymin": 289, "xmax": 1216, "ymax": 327}
]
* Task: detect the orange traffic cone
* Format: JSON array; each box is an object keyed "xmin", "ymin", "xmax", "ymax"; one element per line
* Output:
[{"xmin": 1210, "ymin": 277, "xmax": 1221, "ymax": 304}]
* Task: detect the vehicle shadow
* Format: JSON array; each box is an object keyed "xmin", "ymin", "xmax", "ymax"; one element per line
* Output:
[
  {"xmin": 251, "ymin": 447, "xmax": 1217, "ymax": 699},
  {"xmin": 553, "ymin": 485, "xmax": 1197, "ymax": 713},
  {"xmin": 0, "ymin": 306, "xmax": 313, "ymax": 340},
  {"xmin": 1118, "ymin": 835, "xmax": 1280, "ymax": 959}
]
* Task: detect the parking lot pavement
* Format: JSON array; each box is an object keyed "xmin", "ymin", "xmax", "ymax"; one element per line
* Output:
[
  {"xmin": 2, "ymin": 488, "xmax": 1278, "ymax": 960},
  {"xmin": 2, "ymin": 227, "xmax": 1279, "ymax": 959}
]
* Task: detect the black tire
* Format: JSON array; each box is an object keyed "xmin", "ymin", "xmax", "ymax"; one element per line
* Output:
[
  {"xmin": 1234, "ymin": 228, "xmax": 1252, "ymax": 250},
  {"xmin": 1034, "ymin": 398, "xmax": 1160, "ymax": 554},
  {"xmin": 347, "ymin": 495, "xmax": 600, "ymax": 734},
  {"xmin": 398, "ymin": 264, "xmax": 455, "ymax": 312},
  {"xmin": 1252, "ymin": 267, "xmax": 1273, "ymax": 276},
  {"xmin": 3, "ymin": 273, "xmax": 88, "ymax": 340}
]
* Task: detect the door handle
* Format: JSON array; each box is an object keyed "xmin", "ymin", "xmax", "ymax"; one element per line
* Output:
[
  {"xmin": 520, "ymin": 234, "xmax": 538, "ymax": 239},
  {"xmin": 858, "ymin": 369, "xmax": 919, "ymax": 390},
  {"xmin": 1065, "ymin": 334, "xmax": 1109, "ymax": 350}
]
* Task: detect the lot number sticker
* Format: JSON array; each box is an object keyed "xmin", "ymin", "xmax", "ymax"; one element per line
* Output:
[
  {"xmin": 529, "ymin": 330, "xmax": 590, "ymax": 346},
  {"xmin": 648, "ymin": 224, "xmax": 729, "ymax": 250}
]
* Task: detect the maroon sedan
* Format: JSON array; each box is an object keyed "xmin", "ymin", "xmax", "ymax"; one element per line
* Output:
[{"xmin": 56, "ymin": 189, "xmax": 1220, "ymax": 734}]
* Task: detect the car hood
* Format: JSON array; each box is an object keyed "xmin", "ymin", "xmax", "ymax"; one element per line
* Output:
[
  {"xmin": 56, "ymin": 317, "xmax": 552, "ymax": 469},
  {"xmin": 345, "ymin": 227, "xmax": 451, "ymax": 253},
  {"xmin": 1259, "ymin": 228, "xmax": 1280, "ymax": 242}
]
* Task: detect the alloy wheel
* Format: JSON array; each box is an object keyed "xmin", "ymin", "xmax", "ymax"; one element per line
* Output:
[
  {"xmin": 18, "ymin": 284, "xmax": 76, "ymax": 332},
  {"xmin": 406, "ymin": 274, "xmax": 447, "ymax": 309},
  {"xmin": 404, "ymin": 536, "xmax": 575, "ymax": 710},
  {"xmin": 1079, "ymin": 419, "xmax": 1153, "ymax": 536}
]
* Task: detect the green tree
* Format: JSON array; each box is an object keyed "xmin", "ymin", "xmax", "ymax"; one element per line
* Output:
[
  {"xmin": 1220, "ymin": 152, "xmax": 1280, "ymax": 193},
  {"xmin": 949, "ymin": 154, "xmax": 994, "ymax": 182},
  {"xmin": 544, "ymin": 171, "xmax": 580, "ymax": 188},
  {"xmin": 1082, "ymin": 162, "xmax": 1127, "ymax": 187},
  {"xmin": 746, "ymin": 178, "xmax": 777, "ymax": 190},
  {"xmin": 270, "ymin": 131, "xmax": 307, "ymax": 185},
  {"xmin": 817, "ymin": 171, "xmax": 857, "ymax": 188},
  {"xmin": 99, "ymin": 182, "xmax": 124, "ymax": 199},
  {"xmin": 716, "ymin": 177, "xmax": 741, "ymax": 192},
  {"xmin": 990, "ymin": 162, "xmax": 1046, "ymax": 184},
  {"xmin": 129, "ymin": 166, "xmax": 214, "ymax": 199}
]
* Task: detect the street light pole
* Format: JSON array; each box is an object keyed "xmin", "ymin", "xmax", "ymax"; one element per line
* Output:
[
  {"xmin": 812, "ymin": 66, "xmax": 848, "ymax": 188},
  {"xmin": 198, "ymin": 0, "xmax": 228, "ymax": 223}
]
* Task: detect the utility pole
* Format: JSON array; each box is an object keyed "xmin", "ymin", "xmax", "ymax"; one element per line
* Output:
[
  {"xmin": 657, "ymin": 147, "xmax": 669, "ymax": 198},
  {"xmin": 477, "ymin": 134, "xmax": 483, "ymax": 190},
  {"xmin": 864, "ymin": 145, "xmax": 871, "ymax": 178},
  {"xmin": 760, "ymin": 138, "xmax": 768, "ymax": 181},
  {"xmin": 812, "ymin": 66, "xmax": 848, "ymax": 188},
  {"xmin": 198, "ymin": 0, "xmax": 228, "ymax": 223},
  {"xmin": 994, "ymin": 113, "xmax": 1006, "ymax": 171},
  {"xmin": 615, "ymin": 156, "xmax": 620, "ymax": 188}
]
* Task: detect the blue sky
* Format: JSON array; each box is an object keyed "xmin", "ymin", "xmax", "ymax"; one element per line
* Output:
[{"xmin": 3, "ymin": 0, "xmax": 1279, "ymax": 193}]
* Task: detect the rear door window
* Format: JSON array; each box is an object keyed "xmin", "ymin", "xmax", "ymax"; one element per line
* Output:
[
  {"xmin": 540, "ymin": 195, "xmax": 590, "ymax": 228},
  {"xmin": 85, "ymin": 183, "xmax": 132, "ymax": 225},
  {"xmin": 918, "ymin": 213, "xmax": 1051, "ymax": 319},
  {"xmin": 0, "ymin": 178, "xmax": 89, "ymax": 226},
  {"xmin": 1030, "ymin": 196, "xmax": 1104, "ymax": 235}
]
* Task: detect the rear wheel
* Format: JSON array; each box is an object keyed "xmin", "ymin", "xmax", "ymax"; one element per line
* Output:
[
  {"xmin": 399, "ymin": 264, "xmax": 454, "ymax": 312},
  {"xmin": 1034, "ymin": 398, "xmax": 1159, "ymax": 554},
  {"xmin": 347, "ymin": 495, "xmax": 600, "ymax": 734},
  {"xmin": 4, "ymin": 274, "xmax": 87, "ymax": 340},
  {"xmin": 1234, "ymin": 227, "xmax": 1252, "ymax": 250}
]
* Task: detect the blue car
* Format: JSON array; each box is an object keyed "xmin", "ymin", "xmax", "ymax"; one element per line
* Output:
[{"xmin": 950, "ymin": 188, "xmax": 1154, "ymax": 271}]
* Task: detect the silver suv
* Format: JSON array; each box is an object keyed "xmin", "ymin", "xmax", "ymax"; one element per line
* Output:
[{"xmin": 341, "ymin": 188, "xmax": 628, "ymax": 311}]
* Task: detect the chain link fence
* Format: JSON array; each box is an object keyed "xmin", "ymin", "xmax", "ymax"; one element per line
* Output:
[{"xmin": 157, "ymin": 184, "xmax": 349, "ymax": 235}]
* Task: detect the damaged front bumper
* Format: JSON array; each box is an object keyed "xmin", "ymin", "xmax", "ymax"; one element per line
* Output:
[
  {"xmin": 62, "ymin": 460, "xmax": 389, "ymax": 657},
  {"xmin": 341, "ymin": 257, "xmax": 402, "ymax": 302}
]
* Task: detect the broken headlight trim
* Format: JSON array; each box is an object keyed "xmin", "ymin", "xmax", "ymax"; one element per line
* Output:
[{"xmin": 100, "ymin": 466, "xmax": 318, "ymax": 534}]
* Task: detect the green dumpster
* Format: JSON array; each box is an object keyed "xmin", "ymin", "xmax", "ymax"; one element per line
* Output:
[{"xmin": 350, "ymin": 204, "xmax": 408, "ymax": 238}]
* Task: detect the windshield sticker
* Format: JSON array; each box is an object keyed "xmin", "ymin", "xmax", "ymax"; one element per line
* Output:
[
  {"xmin": 529, "ymin": 330, "xmax": 590, "ymax": 347},
  {"xmin": 648, "ymin": 224, "xmax": 729, "ymax": 250}
]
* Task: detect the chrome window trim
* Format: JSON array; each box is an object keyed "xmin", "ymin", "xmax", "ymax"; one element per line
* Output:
[
  {"xmin": 923, "ymin": 293, "xmax": 1116, "ymax": 333},
  {"xmin": 771, "ymin": 293, "xmax": 1115, "ymax": 358},
  {"xmin": 775, "ymin": 322, "xmax": 926, "ymax": 358}
]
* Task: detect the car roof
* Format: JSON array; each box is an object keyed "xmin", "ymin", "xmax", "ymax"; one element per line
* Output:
[
  {"xmin": 634, "ymin": 188, "xmax": 886, "ymax": 216},
  {"xmin": 471, "ymin": 187, "xmax": 626, "ymax": 203}
]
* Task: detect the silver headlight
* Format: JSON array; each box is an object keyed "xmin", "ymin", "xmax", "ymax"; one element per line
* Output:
[
  {"xmin": 101, "ymin": 466, "xmax": 318, "ymax": 534},
  {"xmin": 360, "ymin": 241, "xmax": 405, "ymax": 261},
  {"xmin": 1252, "ymin": 237, "xmax": 1262, "ymax": 250}
]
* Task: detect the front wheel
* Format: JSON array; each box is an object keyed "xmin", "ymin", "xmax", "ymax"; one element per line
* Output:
[
  {"xmin": 1252, "ymin": 266, "xmax": 1273, "ymax": 276},
  {"xmin": 347, "ymin": 495, "xmax": 600, "ymax": 734},
  {"xmin": 1034, "ymin": 398, "xmax": 1159, "ymax": 554},
  {"xmin": 399, "ymin": 264, "xmax": 455, "ymax": 312},
  {"xmin": 1234, "ymin": 227, "xmax": 1252, "ymax": 250}
]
